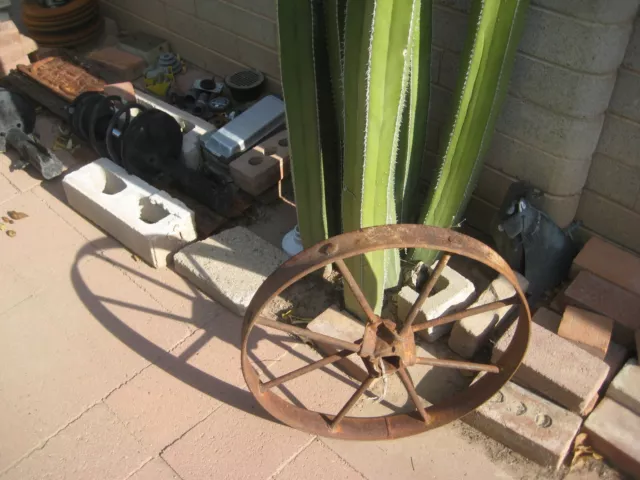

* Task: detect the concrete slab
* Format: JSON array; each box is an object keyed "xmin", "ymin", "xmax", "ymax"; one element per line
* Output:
[
  {"xmin": 449, "ymin": 272, "xmax": 528, "ymax": 358},
  {"xmin": 464, "ymin": 379, "xmax": 582, "ymax": 470},
  {"xmin": 493, "ymin": 321, "xmax": 609, "ymax": 414},
  {"xmin": 2, "ymin": 403, "xmax": 151, "ymax": 480},
  {"xmin": 174, "ymin": 226, "xmax": 288, "ymax": 315},
  {"xmin": 607, "ymin": 359, "xmax": 640, "ymax": 415},
  {"xmin": 397, "ymin": 263, "xmax": 475, "ymax": 342},
  {"xmin": 274, "ymin": 440, "xmax": 365, "ymax": 480},
  {"xmin": 583, "ymin": 398, "xmax": 640, "ymax": 478}
]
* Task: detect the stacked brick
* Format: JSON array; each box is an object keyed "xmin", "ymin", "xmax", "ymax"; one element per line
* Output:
[{"xmin": 0, "ymin": 10, "xmax": 37, "ymax": 77}]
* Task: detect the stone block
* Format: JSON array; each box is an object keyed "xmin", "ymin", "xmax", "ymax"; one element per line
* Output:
[
  {"xmin": 173, "ymin": 226, "xmax": 288, "ymax": 315},
  {"xmin": 585, "ymin": 153, "xmax": 640, "ymax": 210},
  {"xmin": 532, "ymin": 307, "xmax": 561, "ymax": 333},
  {"xmin": 496, "ymin": 96, "xmax": 605, "ymax": 160},
  {"xmin": 493, "ymin": 321, "xmax": 609, "ymax": 414},
  {"xmin": 86, "ymin": 46, "xmax": 147, "ymax": 81},
  {"xmin": 531, "ymin": 0, "xmax": 640, "ymax": 23},
  {"xmin": 564, "ymin": 270, "xmax": 640, "ymax": 346},
  {"xmin": 520, "ymin": 6, "xmax": 633, "ymax": 74},
  {"xmin": 610, "ymin": 68, "xmax": 640, "ymax": 123},
  {"xmin": 63, "ymin": 158, "xmax": 197, "ymax": 268},
  {"xmin": 397, "ymin": 264, "xmax": 475, "ymax": 342},
  {"xmin": 583, "ymin": 398, "xmax": 640, "ymax": 478},
  {"xmin": 449, "ymin": 272, "xmax": 529, "ymax": 359},
  {"xmin": 576, "ymin": 190, "xmax": 640, "ymax": 255},
  {"xmin": 510, "ymin": 54, "xmax": 616, "ymax": 118},
  {"xmin": 464, "ymin": 379, "xmax": 582, "ymax": 470},
  {"xmin": 485, "ymin": 131, "xmax": 591, "ymax": 197},
  {"xmin": 558, "ymin": 306, "xmax": 614, "ymax": 359},
  {"xmin": 596, "ymin": 113, "xmax": 640, "ymax": 169},
  {"xmin": 571, "ymin": 236, "xmax": 640, "ymax": 297},
  {"xmin": 195, "ymin": 0, "xmax": 277, "ymax": 49},
  {"xmin": 607, "ymin": 359, "xmax": 640, "ymax": 415}
]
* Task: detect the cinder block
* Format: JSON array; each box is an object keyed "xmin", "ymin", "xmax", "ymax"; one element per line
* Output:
[
  {"xmin": 610, "ymin": 68, "xmax": 640, "ymax": 124},
  {"xmin": 485, "ymin": 131, "xmax": 591, "ymax": 197},
  {"xmin": 180, "ymin": 130, "xmax": 203, "ymax": 171},
  {"xmin": 62, "ymin": 158, "xmax": 197, "ymax": 268},
  {"xmin": 583, "ymin": 398, "xmax": 640, "ymax": 478},
  {"xmin": 585, "ymin": 153, "xmax": 640, "ymax": 210},
  {"xmin": 173, "ymin": 226, "xmax": 288, "ymax": 315},
  {"xmin": 563, "ymin": 270, "xmax": 640, "ymax": 346},
  {"xmin": 165, "ymin": 0, "xmax": 196, "ymax": 15},
  {"xmin": 520, "ymin": 6, "xmax": 633, "ymax": 74},
  {"xmin": 86, "ymin": 46, "xmax": 147, "ymax": 81},
  {"xmin": 496, "ymin": 96, "xmax": 605, "ymax": 160},
  {"xmin": 532, "ymin": 0, "xmax": 640, "ymax": 23},
  {"xmin": 492, "ymin": 320, "xmax": 609, "ymax": 414},
  {"xmin": 397, "ymin": 264, "xmax": 475, "ymax": 342},
  {"xmin": 432, "ymin": 5, "xmax": 468, "ymax": 53},
  {"xmin": 571, "ymin": 236, "xmax": 640, "ymax": 297},
  {"xmin": 607, "ymin": 359, "xmax": 640, "ymax": 415},
  {"xmin": 464, "ymin": 379, "xmax": 582, "ymax": 470},
  {"xmin": 558, "ymin": 306, "xmax": 614, "ymax": 359},
  {"xmin": 449, "ymin": 272, "xmax": 528, "ymax": 359},
  {"xmin": 532, "ymin": 307, "xmax": 561, "ymax": 333},
  {"xmin": 596, "ymin": 113, "xmax": 640, "ymax": 169},
  {"xmin": 230, "ymin": 130, "xmax": 290, "ymax": 196},
  {"xmin": 623, "ymin": 16, "xmax": 640, "ymax": 72},
  {"xmin": 509, "ymin": 53, "xmax": 616, "ymax": 118}
]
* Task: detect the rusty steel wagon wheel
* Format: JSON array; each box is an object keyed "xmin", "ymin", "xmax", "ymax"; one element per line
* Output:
[{"xmin": 241, "ymin": 225, "xmax": 530, "ymax": 440}]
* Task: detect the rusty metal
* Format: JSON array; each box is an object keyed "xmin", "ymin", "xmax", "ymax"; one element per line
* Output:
[
  {"xmin": 23, "ymin": 0, "xmax": 101, "ymax": 48},
  {"xmin": 414, "ymin": 357, "xmax": 500, "ymax": 374},
  {"xmin": 241, "ymin": 224, "xmax": 531, "ymax": 440},
  {"xmin": 18, "ymin": 57, "xmax": 105, "ymax": 102}
]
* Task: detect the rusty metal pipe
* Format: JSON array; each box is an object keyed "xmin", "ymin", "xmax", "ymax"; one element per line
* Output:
[{"xmin": 414, "ymin": 357, "xmax": 499, "ymax": 373}]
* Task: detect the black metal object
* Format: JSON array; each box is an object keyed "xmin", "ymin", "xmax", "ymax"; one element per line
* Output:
[
  {"xmin": 0, "ymin": 88, "xmax": 64, "ymax": 180},
  {"xmin": 225, "ymin": 69, "xmax": 265, "ymax": 102}
]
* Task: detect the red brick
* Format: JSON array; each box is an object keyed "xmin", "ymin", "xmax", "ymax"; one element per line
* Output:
[
  {"xmin": 563, "ymin": 271, "xmax": 640, "ymax": 347},
  {"xmin": 583, "ymin": 398, "xmax": 640, "ymax": 478},
  {"xmin": 493, "ymin": 320, "xmax": 609, "ymax": 414},
  {"xmin": 607, "ymin": 359, "xmax": 640, "ymax": 416},
  {"xmin": 572, "ymin": 236, "xmax": 640, "ymax": 297},
  {"xmin": 558, "ymin": 306, "xmax": 613, "ymax": 359},
  {"xmin": 87, "ymin": 46, "xmax": 147, "ymax": 81}
]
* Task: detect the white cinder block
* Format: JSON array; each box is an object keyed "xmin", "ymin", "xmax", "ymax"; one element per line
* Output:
[
  {"xmin": 181, "ymin": 130, "xmax": 203, "ymax": 171},
  {"xmin": 62, "ymin": 158, "xmax": 197, "ymax": 268},
  {"xmin": 397, "ymin": 263, "xmax": 475, "ymax": 342}
]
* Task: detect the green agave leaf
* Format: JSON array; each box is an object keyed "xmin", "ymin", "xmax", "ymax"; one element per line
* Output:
[
  {"xmin": 414, "ymin": 0, "xmax": 529, "ymax": 265},
  {"xmin": 342, "ymin": 0, "xmax": 416, "ymax": 317}
]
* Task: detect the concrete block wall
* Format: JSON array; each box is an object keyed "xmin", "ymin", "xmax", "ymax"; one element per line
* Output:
[
  {"xmin": 99, "ymin": 0, "xmax": 281, "ymax": 91},
  {"xmin": 576, "ymin": 15, "xmax": 640, "ymax": 253}
]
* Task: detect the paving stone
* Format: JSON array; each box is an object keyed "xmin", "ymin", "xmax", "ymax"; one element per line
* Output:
[
  {"xmin": 174, "ymin": 226, "xmax": 288, "ymax": 315},
  {"xmin": 558, "ymin": 306, "xmax": 614, "ymax": 359},
  {"xmin": 275, "ymin": 440, "xmax": 364, "ymax": 480},
  {"xmin": 129, "ymin": 457, "xmax": 181, "ymax": 480},
  {"xmin": 63, "ymin": 158, "xmax": 197, "ymax": 268},
  {"xmin": 449, "ymin": 272, "xmax": 528, "ymax": 359},
  {"xmin": 397, "ymin": 264, "xmax": 475, "ymax": 342},
  {"xmin": 571, "ymin": 236, "xmax": 640, "ymax": 297},
  {"xmin": 493, "ymin": 321, "xmax": 609, "ymax": 414},
  {"xmin": 532, "ymin": 307, "xmax": 562, "ymax": 333},
  {"xmin": 463, "ymin": 379, "xmax": 582, "ymax": 470},
  {"xmin": 563, "ymin": 270, "xmax": 640, "ymax": 347},
  {"xmin": 583, "ymin": 398, "xmax": 640, "ymax": 478},
  {"xmin": 2, "ymin": 403, "xmax": 151, "ymax": 480},
  {"xmin": 607, "ymin": 359, "xmax": 640, "ymax": 416},
  {"xmin": 162, "ymin": 402, "xmax": 312, "ymax": 480}
]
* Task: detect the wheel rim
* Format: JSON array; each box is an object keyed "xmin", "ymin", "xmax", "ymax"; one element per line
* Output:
[{"xmin": 241, "ymin": 224, "xmax": 530, "ymax": 440}]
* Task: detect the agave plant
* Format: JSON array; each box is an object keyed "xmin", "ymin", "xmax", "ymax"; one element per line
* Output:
[{"xmin": 278, "ymin": 0, "xmax": 528, "ymax": 319}]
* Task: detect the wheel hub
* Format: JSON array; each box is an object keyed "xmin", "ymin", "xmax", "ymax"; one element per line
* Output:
[{"xmin": 360, "ymin": 318, "xmax": 416, "ymax": 377}]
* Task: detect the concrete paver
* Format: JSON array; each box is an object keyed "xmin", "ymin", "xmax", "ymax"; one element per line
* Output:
[
  {"xmin": 2, "ymin": 403, "xmax": 151, "ymax": 480},
  {"xmin": 275, "ymin": 440, "xmax": 365, "ymax": 480},
  {"xmin": 0, "ymin": 172, "xmax": 18, "ymax": 205},
  {"xmin": 129, "ymin": 457, "xmax": 182, "ymax": 480}
]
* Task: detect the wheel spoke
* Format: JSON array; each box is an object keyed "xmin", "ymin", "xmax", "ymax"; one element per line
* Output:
[
  {"xmin": 329, "ymin": 376, "xmax": 375, "ymax": 431},
  {"xmin": 397, "ymin": 367, "xmax": 429, "ymax": 424},
  {"xmin": 261, "ymin": 350, "xmax": 353, "ymax": 390},
  {"xmin": 334, "ymin": 258, "xmax": 379, "ymax": 325},
  {"xmin": 257, "ymin": 316, "xmax": 361, "ymax": 353},
  {"xmin": 412, "ymin": 296, "xmax": 518, "ymax": 333},
  {"xmin": 414, "ymin": 357, "xmax": 500, "ymax": 373},
  {"xmin": 400, "ymin": 254, "xmax": 452, "ymax": 335}
]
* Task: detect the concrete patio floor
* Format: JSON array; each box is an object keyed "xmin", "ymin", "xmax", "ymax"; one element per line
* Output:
[{"xmin": 0, "ymin": 124, "xmax": 605, "ymax": 479}]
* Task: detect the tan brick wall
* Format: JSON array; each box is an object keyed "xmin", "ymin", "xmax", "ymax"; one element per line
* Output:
[{"xmin": 100, "ymin": 0, "xmax": 281, "ymax": 91}]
